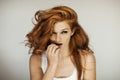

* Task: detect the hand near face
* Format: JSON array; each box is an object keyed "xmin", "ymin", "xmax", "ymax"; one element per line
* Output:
[{"xmin": 46, "ymin": 44, "xmax": 60, "ymax": 66}]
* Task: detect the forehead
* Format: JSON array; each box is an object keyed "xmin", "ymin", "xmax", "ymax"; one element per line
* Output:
[{"xmin": 54, "ymin": 21, "xmax": 70, "ymax": 32}]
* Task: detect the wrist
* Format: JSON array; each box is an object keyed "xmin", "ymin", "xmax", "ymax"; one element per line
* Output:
[
  {"xmin": 49, "ymin": 63, "xmax": 57, "ymax": 67},
  {"xmin": 48, "ymin": 64, "xmax": 58, "ymax": 70}
]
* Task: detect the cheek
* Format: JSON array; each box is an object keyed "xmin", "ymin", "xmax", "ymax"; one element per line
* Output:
[
  {"xmin": 49, "ymin": 36, "xmax": 54, "ymax": 42},
  {"xmin": 62, "ymin": 35, "xmax": 71, "ymax": 42}
]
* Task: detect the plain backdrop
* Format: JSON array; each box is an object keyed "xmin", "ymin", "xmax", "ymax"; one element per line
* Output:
[{"xmin": 0, "ymin": 0, "xmax": 120, "ymax": 80}]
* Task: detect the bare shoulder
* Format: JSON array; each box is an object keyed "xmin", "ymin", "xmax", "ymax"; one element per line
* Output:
[
  {"xmin": 80, "ymin": 50, "xmax": 96, "ymax": 68},
  {"xmin": 80, "ymin": 50, "xmax": 96, "ymax": 80},
  {"xmin": 81, "ymin": 50, "xmax": 96, "ymax": 62},
  {"xmin": 29, "ymin": 54, "xmax": 42, "ymax": 68},
  {"xmin": 83, "ymin": 50, "xmax": 95, "ymax": 63}
]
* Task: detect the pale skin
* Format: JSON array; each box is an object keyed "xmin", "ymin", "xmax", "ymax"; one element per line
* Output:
[{"xmin": 29, "ymin": 21, "xmax": 96, "ymax": 80}]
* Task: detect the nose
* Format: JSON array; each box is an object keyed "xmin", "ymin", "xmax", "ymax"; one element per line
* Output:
[{"xmin": 56, "ymin": 34, "xmax": 61, "ymax": 42}]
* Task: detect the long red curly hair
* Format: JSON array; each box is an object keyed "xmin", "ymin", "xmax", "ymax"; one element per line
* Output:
[{"xmin": 26, "ymin": 6, "xmax": 92, "ymax": 80}]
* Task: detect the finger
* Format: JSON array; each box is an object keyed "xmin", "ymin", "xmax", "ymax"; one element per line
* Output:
[
  {"xmin": 48, "ymin": 44, "xmax": 58, "ymax": 54},
  {"xmin": 46, "ymin": 44, "xmax": 54, "ymax": 52},
  {"xmin": 55, "ymin": 48, "xmax": 60, "ymax": 55},
  {"xmin": 51, "ymin": 45, "xmax": 59, "ymax": 54},
  {"xmin": 46, "ymin": 44, "xmax": 57, "ymax": 55}
]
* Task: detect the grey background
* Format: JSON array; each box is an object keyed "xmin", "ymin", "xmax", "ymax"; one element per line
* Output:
[{"xmin": 0, "ymin": 0, "xmax": 120, "ymax": 80}]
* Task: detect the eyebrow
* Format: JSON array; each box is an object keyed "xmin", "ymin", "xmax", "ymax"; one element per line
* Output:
[
  {"xmin": 61, "ymin": 28, "xmax": 69, "ymax": 31},
  {"xmin": 53, "ymin": 28, "xmax": 69, "ymax": 33}
]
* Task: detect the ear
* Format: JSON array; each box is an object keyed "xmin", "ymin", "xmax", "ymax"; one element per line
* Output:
[
  {"xmin": 71, "ymin": 32, "xmax": 74, "ymax": 36},
  {"xmin": 71, "ymin": 31, "xmax": 74, "ymax": 36}
]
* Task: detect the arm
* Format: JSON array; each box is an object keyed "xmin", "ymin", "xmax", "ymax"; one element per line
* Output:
[
  {"xmin": 29, "ymin": 54, "xmax": 43, "ymax": 80},
  {"xmin": 29, "ymin": 54, "xmax": 57, "ymax": 80},
  {"xmin": 29, "ymin": 44, "xmax": 60, "ymax": 80},
  {"xmin": 83, "ymin": 51, "xmax": 96, "ymax": 80},
  {"xmin": 42, "ymin": 44, "xmax": 60, "ymax": 80}
]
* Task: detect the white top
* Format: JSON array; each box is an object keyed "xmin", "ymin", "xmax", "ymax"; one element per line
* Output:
[{"xmin": 41, "ymin": 53, "xmax": 80, "ymax": 80}]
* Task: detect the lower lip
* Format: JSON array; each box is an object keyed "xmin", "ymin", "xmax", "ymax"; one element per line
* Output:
[
  {"xmin": 58, "ymin": 45, "xmax": 62, "ymax": 48},
  {"xmin": 56, "ymin": 44, "xmax": 62, "ymax": 48}
]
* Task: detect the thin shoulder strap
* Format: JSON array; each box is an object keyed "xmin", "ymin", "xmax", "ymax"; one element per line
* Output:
[{"xmin": 41, "ymin": 52, "xmax": 47, "ymax": 73}]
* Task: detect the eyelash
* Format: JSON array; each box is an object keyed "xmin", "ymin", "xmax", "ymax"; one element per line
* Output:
[
  {"xmin": 52, "ymin": 31, "xmax": 68, "ymax": 35},
  {"xmin": 61, "ymin": 31, "xmax": 68, "ymax": 34}
]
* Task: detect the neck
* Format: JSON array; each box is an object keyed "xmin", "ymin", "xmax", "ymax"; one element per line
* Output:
[{"xmin": 59, "ymin": 46, "xmax": 70, "ymax": 59}]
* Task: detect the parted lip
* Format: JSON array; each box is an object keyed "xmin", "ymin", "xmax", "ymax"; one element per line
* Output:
[
  {"xmin": 55, "ymin": 43, "xmax": 62, "ymax": 46},
  {"xmin": 50, "ymin": 41, "xmax": 62, "ymax": 46}
]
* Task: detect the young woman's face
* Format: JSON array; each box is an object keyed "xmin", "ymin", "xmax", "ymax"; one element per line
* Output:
[{"xmin": 50, "ymin": 21, "xmax": 73, "ymax": 48}]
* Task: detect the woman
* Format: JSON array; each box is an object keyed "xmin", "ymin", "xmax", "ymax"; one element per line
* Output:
[{"xmin": 26, "ymin": 6, "xmax": 96, "ymax": 80}]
